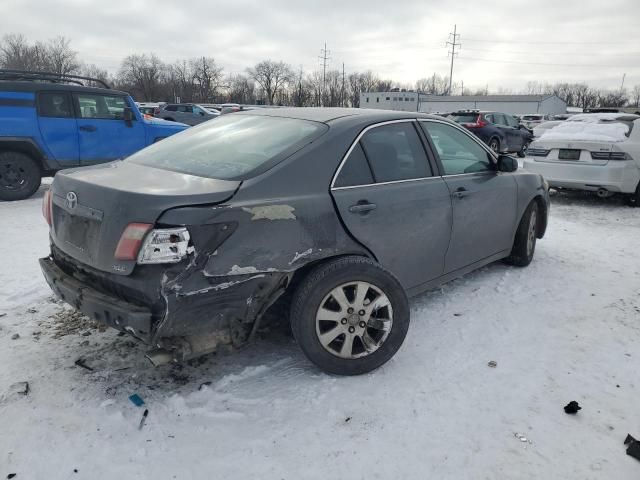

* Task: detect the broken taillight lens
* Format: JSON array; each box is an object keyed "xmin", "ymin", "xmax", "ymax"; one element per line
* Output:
[
  {"xmin": 137, "ymin": 227, "xmax": 191, "ymax": 264},
  {"xmin": 114, "ymin": 223, "xmax": 153, "ymax": 261},
  {"xmin": 42, "ymin": 189, "xmax": 53, "ymax": 226}
]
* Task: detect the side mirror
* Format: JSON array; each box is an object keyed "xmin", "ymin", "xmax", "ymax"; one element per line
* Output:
[
  {"xmin": 123, "ymin": 107, "xmax": 134, "ymax": 126},
  {"xmin": 497, "ymin": 155, "xmax": 518, "ymax": 172}
]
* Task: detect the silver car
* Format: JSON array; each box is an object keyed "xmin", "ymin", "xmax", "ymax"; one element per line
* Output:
[{"xmin": 159, "ymin": 103, "xmax": 220, "ymax": 126}]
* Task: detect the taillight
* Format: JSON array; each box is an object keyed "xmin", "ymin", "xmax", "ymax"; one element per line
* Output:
[
  {"xmin": 137, "ymin": 228, "xmax": 191, "ymax": 264},
  {"xmin": 42, "ymin": 189, "xmax": 53, "ymax": 226},
  {"xmin": 114, "ymin": 223, "xmax": 153, "ymax": 261},
  {"xmin": 463, "ymin": 116, "xmax": 487, "ymax": 128}
]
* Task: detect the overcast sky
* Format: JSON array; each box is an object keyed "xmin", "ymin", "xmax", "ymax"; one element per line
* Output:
[{"xmin": 3, "ymin": 0, "xmax": 640, "ymax": 93}]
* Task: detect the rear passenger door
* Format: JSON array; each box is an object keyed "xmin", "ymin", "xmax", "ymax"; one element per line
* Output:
[
  {"xmin": 36, "ymin": 91, "xmax": 79, "ymax": 166},
  {"xmin": 420, "ymin": 120, "xmax": 517, "ymax": 273},
  {"xmin": 494, "ymin": 113, "xmax": 520, "ymax": 151},
  {"xmin": 331, "ymin": 120, "xmax": 453, "ymax": 290}
]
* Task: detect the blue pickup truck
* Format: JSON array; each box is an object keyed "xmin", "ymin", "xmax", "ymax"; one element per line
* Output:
[{"xmin": 0, "ymin": 70, "xmax": 187, "ymax": 200}]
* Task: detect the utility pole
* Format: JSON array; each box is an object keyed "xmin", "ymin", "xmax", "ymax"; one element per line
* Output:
[
  {"xmin": 341, "ymin": 62, "xmax": 345, "ymax": 107},
  {"xmin": 446, "ymin": 24, "xmax": 461, "ymax": 96},
  {"xmin": 461, "ymin": 80, "xmax": 464, "ymax": 96},
  {"xmin": 319, "ymin": 42, "xmax": 331, "ymax": 107},
  {"xmin": 620, "ymin": 73, "xmax": 626, "ymax": 92}
]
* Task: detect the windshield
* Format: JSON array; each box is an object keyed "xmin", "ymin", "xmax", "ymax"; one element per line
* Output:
[{"xmin": 128, "ymin": 114, "xmax": 327, "ymax": 179}]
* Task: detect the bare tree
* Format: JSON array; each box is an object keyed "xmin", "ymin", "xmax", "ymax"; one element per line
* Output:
[
  {"xmin": 0, "ymin": 33, "xmax": 47, "ymax": 70},
  {"xmin": 117, "ymin": 53, "xmax": 166, "ymax": 101},
  {"xmin": 247, "ymin": 60, "xmax": 293, "ymax": 105},
  {"xmin": 630, "ymin": 85, "xmax": 640, "ymax": 108},
  {"xmin": 190, "ymin": 56, "xmax": 223, "ymax": 103},
  {"xmin": 46, "ymin": 36, "xmax": 80, "ymax": 75},
  {"xmin": 226, "ymin": 74, "xmax": 256, "ymax": 104},
  {"xmin": 82, "ymin": 63, "xmax": 111, "ymax": 87}
]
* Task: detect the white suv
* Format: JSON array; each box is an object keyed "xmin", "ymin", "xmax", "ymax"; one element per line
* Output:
[{"xmin": 523, "ymin": 113, "xmax": 640, "ymax": 205}]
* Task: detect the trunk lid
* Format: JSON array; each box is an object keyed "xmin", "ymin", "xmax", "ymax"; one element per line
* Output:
[
  {"xmin": 50, "ymin": 160, "xmax": 240, "ymax": 275},
  {"xmin": 529, "ymin": 140, "xmax": 616, "ymax": 166}
]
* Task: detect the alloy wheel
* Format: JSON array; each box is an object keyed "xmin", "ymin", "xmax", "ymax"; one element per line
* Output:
[
  {"xmin": 527, "ymin": 210, "xmax": 537, "ymax": 256},
  {"xmin": 315, "ymin": 281, "xmax": 393, "ymax": 359}
]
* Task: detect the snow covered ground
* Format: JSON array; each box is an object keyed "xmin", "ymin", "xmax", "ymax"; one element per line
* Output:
[{"xmin": 1, "ymin": 185, "xmax": 639, "ymax": 479}]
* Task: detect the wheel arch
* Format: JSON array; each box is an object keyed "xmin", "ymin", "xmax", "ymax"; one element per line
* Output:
[
  {"xmin": 533, "ymin": 194, "xmax": 548, "ymax": 238},
  {"xmin": 0, "ymin": 138, "xmax": 52, "ymax": 174}
]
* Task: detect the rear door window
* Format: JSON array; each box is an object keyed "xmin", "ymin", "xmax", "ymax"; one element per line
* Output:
[
  {"xmin": 38, "ymin": 92, "xmax": 74, "ymax": 118},
  {"xmin": 360, "ymin": 122, "xmax": 431, "ymax": 182},
  {"xmin": 505, "ymin": 115, "xmax": 519, "ymax": 128},
  {"xmin": 421, "ymin": 121, "xmax": 494, "ymax": 175},
  {"xmin": 492, "ymin": 113, "xmax": 507, "ymax": 126},
  {"xmin": 334, "ymin": 143, "xmax": 374, "ymax": 188},
  {"xmin": 76, "ymin": 94, "xmax": 128, "ymax": 120},
  {"xmin": 128, "ymin": 114, "xmax": 328, "ymax": 180}
]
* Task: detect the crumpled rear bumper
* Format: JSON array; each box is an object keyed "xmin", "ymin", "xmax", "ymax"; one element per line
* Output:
[{"xmin": 39, "ymin": 256, "xmax": 153, "ymax": 342}]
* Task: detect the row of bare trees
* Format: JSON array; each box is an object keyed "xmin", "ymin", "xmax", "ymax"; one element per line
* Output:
[{"xmin": 2, "ymin": 33, "xmax": 639, "ymax": 108}]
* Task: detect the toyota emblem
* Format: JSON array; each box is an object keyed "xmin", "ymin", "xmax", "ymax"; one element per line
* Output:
[{"xmin": 66, "ymin": 191, "xmax": 78, "ymax": 210}]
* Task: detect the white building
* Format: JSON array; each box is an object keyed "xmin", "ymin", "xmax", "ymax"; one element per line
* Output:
[{"xmin": 360, "ymin": 92, "xmax": 567, "ymax": 116}]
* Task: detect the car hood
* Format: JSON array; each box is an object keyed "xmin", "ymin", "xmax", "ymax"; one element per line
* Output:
[
  {"xmin": 143, "ymin": 116, "xmax": 189, "ymax": 129},
  {"xmin": 49, "ymin": 161, "xmax": 240, "ymax": 275}
]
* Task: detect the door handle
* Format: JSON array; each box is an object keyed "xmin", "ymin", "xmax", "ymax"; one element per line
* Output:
[
  {"xmin": 349, "ymin": 202, "xmax": 377, "ymax": 214},
  {"xmin": 79, "ymin": 125, "xmax": 97, "ymax": 132},
  {"xmin": 452, "ymin": 187, "xmax": 469, "ymax": 199}
]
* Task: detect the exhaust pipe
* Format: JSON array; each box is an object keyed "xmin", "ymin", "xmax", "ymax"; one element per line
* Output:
[
  {"xmin": 145, "ymin": 348, "xmax": 175, "ymax": 367},
  {"xmin": 596, "ymin": 188, "xmax": 611, "ymax": 198}
]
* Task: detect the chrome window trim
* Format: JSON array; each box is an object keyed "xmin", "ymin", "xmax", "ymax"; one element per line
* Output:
[
  {"xmin": 332, "ymin": 175, "xmax": 443, "ymax": 191},
  {"xmin": 330, "ymin": 119, "xmax": 424, "ymax": 190}
]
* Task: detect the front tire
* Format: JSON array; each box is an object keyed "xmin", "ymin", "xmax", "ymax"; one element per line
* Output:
[
  {"xmin": 504, "ymin": 201, "xmax": 539, "ymax": 267},
  {"xmin": 290, "ymin": 256, "xmax": 409, "ymax": 375},
  {"xmin": 0, "ymin": 151, "xmax": 41, "ymax": 201}
]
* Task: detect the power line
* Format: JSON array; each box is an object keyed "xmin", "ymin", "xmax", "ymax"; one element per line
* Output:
[
  {"xmin": 457, "ymin": 56, "xmax": 630, "ymax": 68},
  {"xmin": 319, "ymin": 42, "xmax": 331, "ymax": 107},
  {"xmin": 462, "ymin": 38, "xmax": 632, "ymax": 45},
  {"xmin": 446, "ymin": 24, "xmax": 461, "ymax": 95},
  {"xmin": 460, "ymin": 46, "xmax": 640, "ymax": 57}
]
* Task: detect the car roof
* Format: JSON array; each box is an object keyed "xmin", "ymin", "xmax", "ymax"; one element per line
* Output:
[
  {"xmin": 0, "ymin": 81, "xmax": 129, "ymax": 96},
  {"xmin": 235, "ymin": 107, "xmax": 446, "ymax": 124}
]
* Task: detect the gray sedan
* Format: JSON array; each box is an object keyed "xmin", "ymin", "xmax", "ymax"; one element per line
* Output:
[
  {"xmin": 39, "ymin": 108, "xmax": 549, "ymax": 375},
  {"xmin": 158, "ymin": 103, "xmax": 219, "ymax": 125}
]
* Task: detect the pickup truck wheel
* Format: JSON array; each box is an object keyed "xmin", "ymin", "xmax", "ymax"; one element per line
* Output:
[
  {"xmin": 0, "ymin": 151, "xmax": 41, "ymax": 201},
  {"xmin": 290, "ymin": 256, "xmax": 409, "ymax": 376},
  {"xmin": 504, "ymin": 201, "xmax": 539, "ymax": 267}
]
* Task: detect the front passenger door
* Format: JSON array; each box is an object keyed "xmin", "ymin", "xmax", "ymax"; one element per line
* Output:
[
  {"xmin": 420, "ymin": 120, "xmax": 518, "ymax": 274},
  {"xmin": 331, "ymin": 121, "xmax": 452, "ymax": 290}
]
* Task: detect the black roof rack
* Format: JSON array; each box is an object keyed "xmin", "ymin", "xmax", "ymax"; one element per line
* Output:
[{"xmin": 0, "ymin": 69, "xmax": 111, "ymax": 89}]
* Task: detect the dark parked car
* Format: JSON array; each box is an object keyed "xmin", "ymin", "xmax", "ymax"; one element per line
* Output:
[
  {"xmin": 40, "ymin": 108, "xmax": 549, "ymax": 375},
  {"xmin": 0, "ymin": 70, "xmax": 186, "ymax": 201},
  {"xmin": 158, "ymin": 103, "xmax": 220, "ymax": 125},
  {"xmin": 449, "ymin": 110, "xmax": 533, "ymax": 156}
]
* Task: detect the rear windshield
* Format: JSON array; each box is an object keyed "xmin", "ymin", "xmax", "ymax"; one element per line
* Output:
[
  {"xmin": 449, "ymin": 113, "xmax": 479, "ymax": 123},
  {"xmin": 128, "ymin": 114, "xmax": 327, "ymax": 180}
]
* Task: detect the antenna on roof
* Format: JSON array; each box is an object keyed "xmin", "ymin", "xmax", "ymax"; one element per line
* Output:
[{"xmin": 0, "ymin": 69, "xmax": 111, "ymax": 89}]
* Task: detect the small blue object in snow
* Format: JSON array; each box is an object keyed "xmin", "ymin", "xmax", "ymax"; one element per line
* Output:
[{"xmin": 129, "ymin": 393, "xmax": 145, "ymax": 407}]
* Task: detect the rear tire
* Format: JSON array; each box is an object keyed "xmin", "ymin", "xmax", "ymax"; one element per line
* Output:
[
  {"xmin": 290, "ymin": 256, "xmax": 409, "ymax": 375},
  {"xmin": 504, "ymin": 201, "xmax": 539, "ymax": 267},
  {"xmin": 626, "ymin": 182, "xmax": 640, "ymax": 207},
  {"xmin": 0, "ymin": 151, "xmax": 41, "ymax": 201}
]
